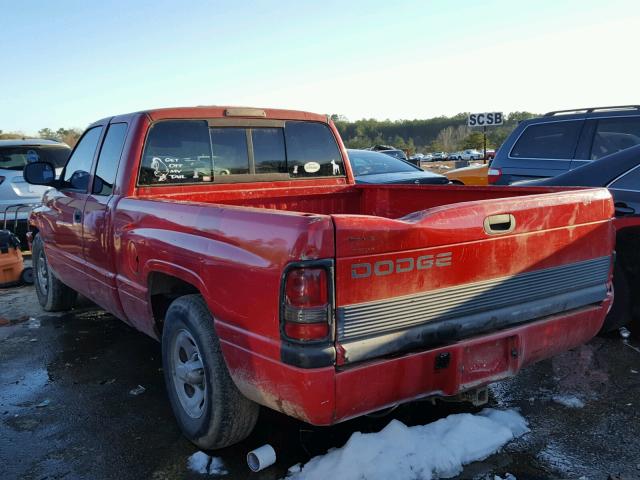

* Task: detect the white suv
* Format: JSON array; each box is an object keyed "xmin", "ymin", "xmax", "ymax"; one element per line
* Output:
[{"xmin": 0, "ymin": 139, "xmax": 70, "ymax": 240}]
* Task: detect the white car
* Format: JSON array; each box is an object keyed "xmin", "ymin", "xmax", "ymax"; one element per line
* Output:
[
  {"xmin": 460, "ymin": 149, "xmax": 483, "ymax": 161},
  {"xmin": 0, "ymin": 139, "xmax": 70, "ymax": 240}
]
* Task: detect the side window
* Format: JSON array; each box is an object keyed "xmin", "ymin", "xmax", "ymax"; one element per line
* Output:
[
  {"xmin": 63, "ymin": 127, "xmax": 103, "ymax": 191},
  {"xmin": 139, "ymin": 120, "xmax": 211, "ymax": 185},
  {"xmin": 591, "ymin": 118, "xmax": 640, "ymax": 160},
  {"xmin": 510, "ymin": 121, "xmax": 582, "ymax": 160},
  {"xmin": 285, "ymin": 121, "xmax": 344, "ymax": 177},
  {"xmin": 252, "ymin": 128, "xmax": 286, "ymax": 173},
  {"xmin": 609, "ymin": 167, "xmax": 640, "ymax": 191},
  {"xmin": 210, "ymin": 128, "xmax": 249, "ymax": 174},
  {"xmin": 93, "ymin": 123, "xmax": 128, "ymax": 195}
]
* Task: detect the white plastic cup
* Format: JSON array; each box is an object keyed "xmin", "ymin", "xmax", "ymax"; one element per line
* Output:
[{"xmin": 247, "ymin": 444, "xmax": 276, "ymax": 472}]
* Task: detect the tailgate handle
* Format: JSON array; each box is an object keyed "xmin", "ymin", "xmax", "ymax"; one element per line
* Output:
[{"xmin": 484, "ymin": 214, "xmax": 515, "ymax": 234}]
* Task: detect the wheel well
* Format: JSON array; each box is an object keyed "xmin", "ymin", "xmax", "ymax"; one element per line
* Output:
[
  {"xmin": 148, "ymin": 272, "xmax": 200, "ymax": 336},
  {"xmin": 615, "ymin": 227, "xmax": 640, "ymax": 319}
]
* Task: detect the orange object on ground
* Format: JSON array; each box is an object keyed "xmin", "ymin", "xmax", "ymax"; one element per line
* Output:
[
  {"xmin": 0, "ymin": 230, "xmax": 25, "ymax": 286},
  {"xmin": 446, "ymin": 163, "xmax": 489, "ymax": 185}
]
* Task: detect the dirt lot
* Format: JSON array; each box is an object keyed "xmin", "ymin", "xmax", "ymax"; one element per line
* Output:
[{"xmin": 2, "ymin": 285, "xmax": 640, "ymax": 480}]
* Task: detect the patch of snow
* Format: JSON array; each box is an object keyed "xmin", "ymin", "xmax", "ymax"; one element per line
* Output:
[
  {"xmin": 538, "ymin": 441, "xmax": 585, "ymax": 475},
  {"xmin": 187, "ymin": 451, "xmax": 210, "ymax": 474},
  {"xmin": 208, "ymin": 456, "xmax": 228, "ymax": 475},
  {"xmin": 285, "ymin": 409, "xmax": 528, "ymax": 480},
  {"xmin": 552, "ymin": 395, "xmax": 585, "ymax": 409},
  {"xmin": 187, "ymin": 451, "xmax": 228, "ymax": 476},
  {"xmin": 494, "ymin": 474, "xmax": 517, "ymax": 480}
]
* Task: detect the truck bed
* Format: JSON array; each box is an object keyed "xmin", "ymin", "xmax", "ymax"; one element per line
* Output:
[
  {"xmin": 135, "ymin": 183, "xmax": 613, "ymax": 366},
  {"xmin": 139, "ymin": 183, "xmax": 567, "ymax": 219}
]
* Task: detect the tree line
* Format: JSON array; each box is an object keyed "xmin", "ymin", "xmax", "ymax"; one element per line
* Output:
[
  {"xmin": 331, "ymin": 111, "xmax": 538, "ymax": 154},
  {"xmin": 0, "ymin": 128, "xmax": 83, "ymax": 147},
  {"xmin": 2, "ymin": 111, "xmax": 539, "ymax": 154}
]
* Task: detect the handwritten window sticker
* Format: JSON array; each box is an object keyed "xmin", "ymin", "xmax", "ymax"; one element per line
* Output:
[
  {"xmin": 292, "ymin": 165, "xmax": 299, "ymax": 175},
  {"xmin": 331, "ymin": 159, "xmax": 340, "ymax": 175}
]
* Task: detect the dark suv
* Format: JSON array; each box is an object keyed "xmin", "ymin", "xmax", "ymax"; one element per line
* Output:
[{"xmin": 489, "ymin": 105, "xmax": 640, "ymax": 184}]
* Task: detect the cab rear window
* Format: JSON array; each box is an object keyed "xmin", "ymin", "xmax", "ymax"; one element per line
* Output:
[
  {"xmin": 0, "ymin": 146, "xmax": 70, "ymax": 171},
  {"xmin": 138, "ymin": 120, "xmax": 343, "ymax": 185}
]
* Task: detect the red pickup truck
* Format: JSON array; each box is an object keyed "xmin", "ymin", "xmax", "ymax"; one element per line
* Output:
[{"xmin": 24, "ymin": 106, "xmax": 614, "ymax": 449}]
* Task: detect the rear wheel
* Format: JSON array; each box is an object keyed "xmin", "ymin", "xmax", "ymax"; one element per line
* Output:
[
  {"xmin": 32, "ymin": 234, "xmax": 77, "ymax": 311},
  {"xmin": 162, "ymin": 294, "xmax": 259, "ymax": 449}
]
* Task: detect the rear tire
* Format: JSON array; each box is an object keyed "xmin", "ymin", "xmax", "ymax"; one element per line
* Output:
[
  {"xmin": 162, "ymin": 294, "xmax": 259, "ymax": 449},
  {"xmin": 600, "ymin": 264, "xmax": 631, "ymax": 334},
  {"xmin": 32, "ymin": 234, "xmax": 77, "ymax": 311}
]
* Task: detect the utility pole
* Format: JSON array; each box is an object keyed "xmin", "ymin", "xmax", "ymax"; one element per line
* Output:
[{"xmin": 483, "ymin": 125, "xmax": 487, "ymax": 164}]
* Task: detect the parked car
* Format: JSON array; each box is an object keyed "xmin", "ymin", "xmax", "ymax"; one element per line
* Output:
[
  {"xmin": 460, "ymin": 149, "xmax": 483, "ymax": 161},
  {"xmin": 348, "ymin": 149, "xmax": 448, "ymax": 185},
  {"xmin": 0, "ymin": 139, "xmax": 70, "ymax": 244},
  {"xmin": 431, "ymin": 152, "xmax": 447, "ymax": 161},
  {"xmin": 484, "ymin": 148, "xmax": 496, "ymax": 160},
  {"xmin": 519, "ymin": 144, "xmax": 640, "ymax": 332},
  {"xmin": 490, "ymin": 105, "xmax": 640, "ymax": 184},
  {"xmin": 24, "ymin": 106, "xmax": 615, "ymax": 451},
  {"xmin": 446, "ymin": 163, "xmax": 489, "ymax": 185},
  {"xmin": 422, "ymin": 153, "xmax": 434, "ymax": 162},
  {"xmin": 448, "ymin": 151, "xmax": 462, "ymax": 160},
  {"xmin": 379, "ymin": 148, "xmax": 409, "ymax": 162}
]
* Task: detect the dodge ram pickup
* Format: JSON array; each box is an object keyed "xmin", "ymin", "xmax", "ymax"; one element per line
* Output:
[{"xmin": 23, "ymin": 106, "xmax": 615, "ymax": 449}]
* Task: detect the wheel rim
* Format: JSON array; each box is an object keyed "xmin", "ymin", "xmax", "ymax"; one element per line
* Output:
[
  {"xmin": 171, "ymin": 329, "xmax": 207, "ymax": 418},
  {"xmin": 36, "ymin": 248, "xmax": 49, "ymax": 294}
]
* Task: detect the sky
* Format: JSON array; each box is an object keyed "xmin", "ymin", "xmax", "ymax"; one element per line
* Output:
[{"xmin": 2, "ymin": 0, "xmax": 640, "ymax": 134}]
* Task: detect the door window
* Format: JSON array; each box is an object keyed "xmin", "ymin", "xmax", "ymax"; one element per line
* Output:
[
  {"xmin": 93, "ymin": 123, "xmax": 128, "ymax": 195},
  {"xmin": 510, "ymin": 121, "xmax": 582, "ymax": 160},
  {"xmin": 62, "ymin": 127, "xmax": 103, "ymax": 191},
  {"xmin": 609, "ymin": 166, "xmax": 640, "ymax": 191},
  {"xmin": 591, "ymin": 117, "xmax": 640, "ymax": 160}
]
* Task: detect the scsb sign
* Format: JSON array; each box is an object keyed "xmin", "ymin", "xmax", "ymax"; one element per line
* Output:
[{"xmin": 468, "ymin": 112, "xmax": 503, "ymax": 127}]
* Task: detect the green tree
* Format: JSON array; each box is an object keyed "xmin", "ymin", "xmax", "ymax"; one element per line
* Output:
[{"xmin": 462, "ymin": 132, "xmax": 485, "ymax": 150}]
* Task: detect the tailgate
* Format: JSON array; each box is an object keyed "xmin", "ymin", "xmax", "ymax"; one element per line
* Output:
[{"xmin": 332, "ymin": 188, "xmax": 614, "ymax": 365}]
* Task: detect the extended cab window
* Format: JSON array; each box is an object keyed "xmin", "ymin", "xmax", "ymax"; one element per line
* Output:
[
  {"xmin": 93, "ymin": 123, "xmax": 128, "ymax": 195},
  {"xmin": 591, "ymin": 117, "xmax": 640, "ymax": 160},
  {"xmin": 138, "ymin": 120, "xmax": 343, "ymax": 185},
  {"xmin": 510, "ymin": 121, "xmax": 582, "ymax": 160},
  {"xmin": 62, "ymin": 126, "xmax": 103, "ymax": 191}
]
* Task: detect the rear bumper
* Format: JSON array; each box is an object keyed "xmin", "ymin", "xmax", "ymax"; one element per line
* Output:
[{"xmin": 220, "ymin": 298, "xmax": 610, "ymax": 425}]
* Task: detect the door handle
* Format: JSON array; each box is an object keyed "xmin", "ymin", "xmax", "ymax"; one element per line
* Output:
[
  {"xmin": 73, "ymin": 208, "xmax": 83, "ymax": 223},
  {"xmin": 614, "ymin": 202, "xmax": 636, "ymax": 216},
  {"xmin": 484, "ymin": 213, "xmax": 516, "ymax": 235}
]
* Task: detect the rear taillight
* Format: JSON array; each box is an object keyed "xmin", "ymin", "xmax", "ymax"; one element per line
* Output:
[
  {"xmin": 488, "ymin": 168, "xmax": 502, "ymax": 184},
  {"xmin": 282, "ymin": 267, "xmax": 331, "ymax": 341}
]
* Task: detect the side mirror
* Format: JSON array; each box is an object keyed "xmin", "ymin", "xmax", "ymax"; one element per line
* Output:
[{"xmin": 23, "ymin": 162, "xmax": 56, "ymax": 186}]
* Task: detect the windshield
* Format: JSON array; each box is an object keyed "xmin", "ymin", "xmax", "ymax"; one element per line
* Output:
[
  {"xmin": 348, "ymin": 149, "xmax": 421, "ymax": 176},
  {"xmin": 0, "ymin": 145, "xmax": 70, "ymax": 171}
]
